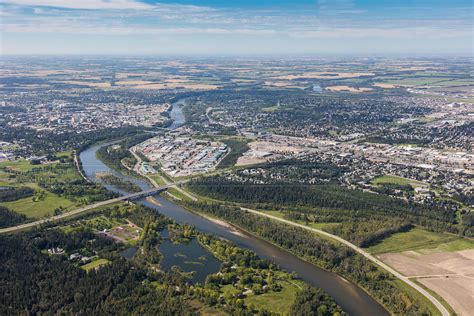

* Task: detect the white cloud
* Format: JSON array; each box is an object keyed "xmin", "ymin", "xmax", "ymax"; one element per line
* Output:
[{"xmin": 1, "ymin": 0, "xmax": 153, "ymax": 10}]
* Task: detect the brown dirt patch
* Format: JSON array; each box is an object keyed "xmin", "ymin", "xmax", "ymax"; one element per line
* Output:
[
  {"xmin": 418, "ymin": 276, "xmax": 474, "ymax": 316},
  {"xmin": 380, "ymin": 250, "xmax": 474, "ymax": 316}
]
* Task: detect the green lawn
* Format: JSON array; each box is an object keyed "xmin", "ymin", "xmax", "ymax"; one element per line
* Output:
[
  {"xmin": 166, "ymin": 187, "xmax": 191, "ymax": 201},
  {"xmin": 84, "ymin": 215, "xmax": 122, "ymax": 230},
  {"xmin": 262, "ymin": 210, "xmax": 340, "ymax": 235},
  {"xmin": 244, "ymin": 279, "xmax": 303, "ymax": 314},
  {"xmin": 149, "ymin": 174, "xmax": 166, "ymax": 186},
  {"xmin": 0, "ymin": 159, "xmax": 39, "ymax": 172},
  {"xmin": 371, "ymin": 174, "xmax": 425, "ymax": 187},
  {"xmin": 366, "ymin": 228, "xmax": 472, "ymax": 254},
  {"xmin": 81, "ymin": 258, "xmax": 110, "ymax": 272},
  {"xmin": 1, "ymin": 191, "xmax": 77, "ymax": 218},
  {"xmin": 220, "ymin": 273, "xmax": 303, "ymax": 314}
]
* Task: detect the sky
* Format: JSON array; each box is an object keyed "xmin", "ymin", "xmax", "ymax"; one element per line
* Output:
[{"xmin": 0, "ymin": 0, "xmax": 472, "ymax": 56}]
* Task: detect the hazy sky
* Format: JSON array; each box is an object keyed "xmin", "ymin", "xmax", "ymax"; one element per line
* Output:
[{"xmin": 0, "ymin": 0, "xmax": 472, "ymax": 55}]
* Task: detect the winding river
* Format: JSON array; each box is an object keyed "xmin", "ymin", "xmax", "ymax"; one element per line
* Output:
[{"xmin": 79, "ymin": 100, "xmax": 388, "ymax": 316}]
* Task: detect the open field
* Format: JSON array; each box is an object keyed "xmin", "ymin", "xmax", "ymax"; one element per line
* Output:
[
  {"xmin": 81, "ymin": 258, "xmax": 111, "ymax": 272},
  {"xmin": 220, "ymin": 271, "xmax": 304, "ymax": 314},
  {"xmin": 369, "ymin": 228, "xmax": 474, "ymax": 316},
  {"xmin": 366, "ymin": 228, "xmax": 465, "ymax": 254},
  {"xmin": 149, "ymin": 174, "xmax": 167, "ymax": 186},
  {"xmin": 372, "ymin": 83, "xmax": 399, "ymax": 89},
  {"xmin": 0, "ymin": 159, "xmax": 43, "ymax": 172},
  {"xmin": 371, "ymin": 174, "xmax": 426, "ymax": 188},
  {"xmin": 417, "ymin": 276, "xmax": 473, "ymax": 316},
  {"xmin": 1, "ymin": 191, "xmax": 77, "ymax": 218},
  {"xmin": 378, "ymin": 247, "xmax": 474, "ymax": 277},
  {"xmin": 379, "ymin": 250, "xmax": 474, "ymax": 316},
  {"xmin": 243, "ymin": 279, "xmax": 302, "ymax": 314},
  {"xmin": 0, "ymin": 157, "xmax": 84, "ymax": 218}
]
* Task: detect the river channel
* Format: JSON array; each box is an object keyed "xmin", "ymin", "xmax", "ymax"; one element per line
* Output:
[{"xmin": 79, "ymin": 100, "xmax": 388, "ymax": 316}]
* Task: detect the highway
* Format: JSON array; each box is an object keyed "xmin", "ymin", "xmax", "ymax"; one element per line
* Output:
[
  {"xmin": 241, "ymin": 207, "xmax": 451, "ymax": 316},
  {"xmin": 0, "ymin": 183, "xmax": 180, "ymax": 235}
]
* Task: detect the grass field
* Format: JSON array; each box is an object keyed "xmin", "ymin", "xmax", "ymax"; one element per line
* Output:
[
  {"xmin": 244, "ymin": 279, "xmax": 302, "ymax": 314},
  {"xmin": 0, "ymin": 156, "xmax": 84, "ymax": 219},
  {"xmin": 220, "ymin": 271, "xmax": 304, "ymax": 314},
  {"xmin": 149, "ymin": 174, "xmax": 166, "ymax": 186},
  {"xmin": 366, "ymin": 228, "xmax": 472, "ymax": 254},
  {"xmin": 165, "ymin": 187, "xmax": 190, "ymax": 201},
  {"xmin": 1, "ymin": 191, "xmax": 77, "ymax": 218},
  {"xmin": 0, "ymin": 159, "xmax": 39, "ymax": 172},
  {"xmin": 81, "ymin": 258, "xmax": 110, "ymax": 272},
  {"xmin": 371, "ymin": 174, "xmax": 425, "ymax": 188}
]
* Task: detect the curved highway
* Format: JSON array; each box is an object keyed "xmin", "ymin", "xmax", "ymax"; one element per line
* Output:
[{"xmin": 241, "ymin": 207, "xmax": 450, "ymax": 316}]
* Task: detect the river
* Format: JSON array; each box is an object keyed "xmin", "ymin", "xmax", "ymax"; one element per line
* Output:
[{"xmin": 79, "ymin": 100, "xmax": 388, "ymax": 316}]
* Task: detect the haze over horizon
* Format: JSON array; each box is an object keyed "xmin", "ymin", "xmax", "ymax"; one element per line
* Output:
[{"xmin": 0, "ymin": 0, "xmax": 472, "ymax": 56}]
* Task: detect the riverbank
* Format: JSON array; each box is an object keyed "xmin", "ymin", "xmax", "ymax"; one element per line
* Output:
[{"xmin": 78, "ymin": 142, "xmax": 388, "ymax": 315}]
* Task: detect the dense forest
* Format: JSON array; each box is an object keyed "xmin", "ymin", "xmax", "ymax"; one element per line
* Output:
[
  {"xmin": 0, "ymin": 206, "xmax": 27, "ymax": 228},
  {"xmin": 0, "ymin": 186, "xmax": 34, "ymax": 202},
  {"xmin": 0, "ymin": 229, "xmax": 193, "ymax": 315},
  {"xmin": 182, "ymin": 200, "xmax": 433, "ymax": 315},
  {"xmin": 98, "ymin": 174, "xmax": 142, "ymax": 193},
  {"xmin": 187, "ymin": 177, "xmax": 469, "ymax": 236},
  {"xmin": 290, "ymin": 287, "xmax": 345, "ymax": 316},
  {"xmin": 284, "ymin": 211, "xmax": 414, "ymax": 247},
  {"xmin": 95, "ymin": 134, "xmax": 150, "ymax": 174},
  {"xmin": 0, "ymin": 202, "xmax": 346, "ymax": 315}
]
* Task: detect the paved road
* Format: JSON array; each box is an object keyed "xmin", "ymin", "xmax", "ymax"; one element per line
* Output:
[
  {"xmin": 0, "ymin": 183, "xmax": 180, "ymax": 235},
  {"xmin": 241, "ymin": 207, "xmax": 451, "ymax": 316}
]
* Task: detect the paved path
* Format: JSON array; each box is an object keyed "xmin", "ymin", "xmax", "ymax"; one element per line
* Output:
[
  {"xmin": 241, "ymin": 207, "xmax": 451, "ymax": 316},
  {"xmin": 0, "ymin": 183, "xmax": 180, "ymax": 235}
]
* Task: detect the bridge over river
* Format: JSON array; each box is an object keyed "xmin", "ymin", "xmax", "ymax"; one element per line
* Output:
[{"xmin": 0, "ymin": 182, "xmax": 183, "ymax": 235}]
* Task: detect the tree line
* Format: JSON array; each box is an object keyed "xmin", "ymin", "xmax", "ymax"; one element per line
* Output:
[
  {"xmin": 182, "ymin": 200, "xmax": 434, "ymax": 315},
  {"xmin": 187, "ymin": 177, "xmax": 469, "ymax": 236}
]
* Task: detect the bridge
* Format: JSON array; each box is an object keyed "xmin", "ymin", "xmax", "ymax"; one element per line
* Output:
[{"xmin": 0, "ymin": 182, "xmax": 183, "ymax": 235}]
